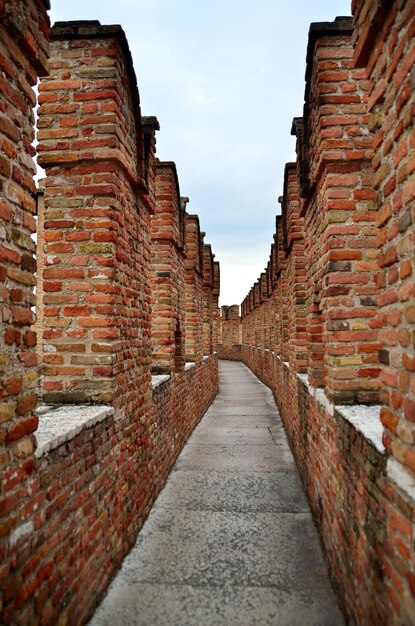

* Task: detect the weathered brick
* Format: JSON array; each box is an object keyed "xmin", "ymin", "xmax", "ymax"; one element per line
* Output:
[{"xmin": 223, "ymin": 6, "xmax": 415, "ymax": 625}]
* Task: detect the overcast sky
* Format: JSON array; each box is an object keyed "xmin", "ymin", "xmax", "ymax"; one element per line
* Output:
[{"xmin": 48, "ymin": 1, "xmax": 351, "ymax": 306}]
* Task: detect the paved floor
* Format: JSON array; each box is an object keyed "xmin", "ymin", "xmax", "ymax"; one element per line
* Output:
[{"xmin": 89, "ymin": 361, "xmax": 344, "ymax": 626}]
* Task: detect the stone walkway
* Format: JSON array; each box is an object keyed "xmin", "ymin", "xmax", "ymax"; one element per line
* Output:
[{"xmin": 89, "ymin": 361, "xmax": 344, "ymax": 626}]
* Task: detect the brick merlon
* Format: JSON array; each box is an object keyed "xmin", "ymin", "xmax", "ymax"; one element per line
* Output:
[
  {"xmin": 157, "ymin": 160, "xmax": 182, "ymax": 208},
  {"xmin": 291, "ymin": 117, "xmax": 303, "ymax": 138},
  {"xmin": 213, "ymin": 261, "xmax": 220, "ymax": 297},
  {"xmin": 304, "ymin": 16, "xmax": 353, "ymax": 97},
  {"xmin": 142, "ymin": 116, "xmax": 161, "ymax": 132},
  {"xmin": 186, "ymin": 215, "xmax": 204, "ymax": 272},
  {"xmin": 181, "ymin": 197, "xmax": 190, "ymax": 211},
  {"xmin": 49, "ymin": 20, "xmax": 146, "ymax": 183}
]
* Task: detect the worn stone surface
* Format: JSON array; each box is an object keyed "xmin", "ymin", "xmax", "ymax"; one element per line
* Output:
[
  {"xmin": 89, "ymin": 361, "xmax": 344, "ymax": 626},
  {"xmin": 34, "ymin": 403, "xmax": 114, "ymax": 457}
]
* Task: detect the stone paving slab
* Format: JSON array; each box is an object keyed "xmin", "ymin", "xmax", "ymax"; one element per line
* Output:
[
  {"xmin": 154, "ymin": 470, "xmax": 310, "ymax": 513},
  {"xmin": 187, "ymin": 426, "xmax": 275, "ymax": 445},
  {"xmin": 175, "ymin": 443, "xmax": 297, "ymax": 473},
  {"xmin": 88, "ymin": 361, "xmax": 344, "ymax": 626},
  {"xmin": 89, "ymin": 583, "xmax": 344, "ymax": 626},
  {"xmin": 196, "ymin": 420, "xmax": 288, "ymax": 441},
  {"xmin": 201, "ymin": 414, "xmax": 278, "ymax": 428},
  {"xmin": 101, "ymin": 509, "xmax": 336, "ymax": 590}
]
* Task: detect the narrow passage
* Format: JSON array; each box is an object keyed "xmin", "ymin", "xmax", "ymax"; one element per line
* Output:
[{"xmin": 89, "ymin": 361, "xmax": 344, "ymax": 626}]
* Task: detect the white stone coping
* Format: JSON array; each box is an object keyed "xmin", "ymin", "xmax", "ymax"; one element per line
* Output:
[
  {"xmin": 151, "ymin": 374, "xmax": 171, "ymax": 390},
  {"xmin": 295, "ymin": 371, "xmax": 384, "ymax": 453},
  {"xmin": 9, "ymin": 520, "xmax": 34, "ymax": 547},
  {"xmin": 296, "ymin": 371, "xmax": 334, "ymax": 417},
  {"xmin": 387, "ymin": 458, "xmax": 415, "ymax": 503},
  {"xmin": 336, "ymin": 405, "xmax": 384, "ymax": 454},
  {"xmin": 185, "ymin": 362, "xmax": 196, "ymax": 371},
  {"xmin": 202, "ymin": 355, "xmax": 209, "ymax": 361},
  {"xmin": 35, "ymin": 404, "xmax": 114, "ymax": 458}
]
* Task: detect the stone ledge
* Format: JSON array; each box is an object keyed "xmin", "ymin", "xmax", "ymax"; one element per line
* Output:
[
  {"xmin": 336, "ymin": 405, "xmax": 384, "ymax": 454},
  {"xmin": 202, "ymin": 355, "xmax": 209, "ymax": 362},
  {"xmin": 387, "ymin": 457, "xmax": 415, "ymax": 503},
  {"xmin": 296, "ymin": 371, "xmax": 334, "ymax": 416},
  {"xmin": 296, "ymin": 371, "xmax": 384, "ymax": 452},
  {"xmin": 151, "ymin": 374, "xmax": 171, "ymax": 390},
  {"xmin": 35, "ymin": 404, "xmax": 114, "ymax": 458},
  {"xmin": 185, "ymin": 362, "xmax": 196, "ymax": 371}
]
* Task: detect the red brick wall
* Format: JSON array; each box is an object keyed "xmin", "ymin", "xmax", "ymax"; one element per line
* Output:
[
  {"xmin": 0, "ymin": 0, "xmax": 50, "ymax": 616},
  {"xmin": 212, "ymin": 260, "xmax": 220, "ymax": 352},
  {"xmin": 202, "ymin": 243, "xmax": 215, "ymax": 355},
  {"xmin": 184, "ymin": 214, "xmax": 204, "ymax": 362},
  {"xmin": 150, "ymin": 161, "xmax": 185, "ymax": 374},
  {"xmin": 0, "ymin": 15, "xmax": 219, "ymax": 626},
  {"xmin": 240, "ymin": 348, "xmax": 388, "ymax": 624},
  {"xmin": 0, "ymin": 356, "xmax": 218, "ymax": 626},
  {"xmin": 296, "ymin": 18, "xmax": 380, "ymax": 403},
  {"xmin": 227, "ymin": 5, "xmax": 415, "ymax": 624},
  {"xmin": 280, "ymin": 163, "xmax": 307, "ymax": 373},
  {"xmin": 36, "ymin": 22, "xmax": 151, "ymax": 406},
  {"xmin": 0, "ymin": 0, "xmax": 49, "ymax": 444},
  {"xmin": 352, "ymin": 2, "xmax": 415, "ymax": 619},
  {"xmin": 218, "ymin": 304, "xmax": 241, "ymax": 360},
  {"xmin": 352, "ymin": 0, "xmax": 415, "ymax": 498}
]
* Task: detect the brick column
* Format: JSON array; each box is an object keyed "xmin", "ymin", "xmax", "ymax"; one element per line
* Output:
[
  {"xmin": 212, "ymin": 260, "xmax": 220, "ymax": 351},
  {"xmin": 0, "ymin": 0, "xmax": 49, "ymax": 463},
  {"xmin": 259, "ymin": 273, "xmax": 267, "ymax": 349},
  {"xmin": 150, "ymin": 161, "xmax": 186, "ymax": 374},
  {"xmin": 241, "ymin": 299, "xmax": 248, "ymax": 345},
  {"xmin": 269, "ymin": 243, "xmax": 277, "ymax": 351},
  {"xmin": 352, "ymin": 0, "xmax": 415, "ymax": 491},
  {"xmin": 37, "ymin": 21, "xmax": 153, "ymax": 407},
  {"xmin": 299, "ymin": 18, "xmax": 379, "ymax": 402},
  {"xmin": 280, "ymin": 163, "xmax": 307, "ymax": 372},
  {"xmin": 221, "ymin": 305, "xmax": 241, "ymax": 349},
  {"xmin": 184, "ymin": 214, "xmax": 204, "ymax": 362},
  {"xmin": 274, "ymin": 217, "xmax": 288, "ymax": 360},
  {"xmin": 202, "ymin": 243, "xmax": 214, "ymax": 355}
]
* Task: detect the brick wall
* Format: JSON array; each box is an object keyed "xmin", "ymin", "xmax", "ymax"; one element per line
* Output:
[
  {"xmin": 183, "ymin": 214, "xmax": 204, "ymax": 362},
  {"xmin": 0, "ymin": 14, "xmax": 220, "ymax": 626},
  {"xmin": 0, "ymin": 0, "xmax": 50, "ymax": 617},
  {"xmin": 0, "ymin": 0, "xmax": 49, "ymax": 461},
  {"xmin": 218, "ymin": 304, "xmax": 241, "ymax": 360},
  {"xmin": 150, "ymin": 161, "xmax": 185, "ymax": 374},
  {"xmin": 352, "ymin": 2, "xmax": 415, "ymax": 619},
  {"xmin": 36, "ymin": 21, "xmax": 152, "ymax": 406},
  {"xmin": 202, "ymin": 243, "xmax": 215, "ymax": 355},
  {"xmin": 223, "ymin": 4, "xmax": 415, "ymax": 623},
  {"xmin": 212, "ymin": 260, "xmax": 220, "ymax": 352}
]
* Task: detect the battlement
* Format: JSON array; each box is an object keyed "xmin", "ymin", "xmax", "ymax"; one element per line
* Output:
[
  {"xmin": 221, "ymin": 4, "xmax": 415, "ymax": 623},
  {"xmin": 0, "ymin": 9, "xmax": 219, "ymax": 625}
]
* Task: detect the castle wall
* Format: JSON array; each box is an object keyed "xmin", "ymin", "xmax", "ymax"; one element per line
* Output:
[
  {"xmin": 222, "ymin": 4, "xmax": 415, "ymax": 623},
  {"xmin": 0, "ymin": 14, "xmax": 219, "ymax": 625}
]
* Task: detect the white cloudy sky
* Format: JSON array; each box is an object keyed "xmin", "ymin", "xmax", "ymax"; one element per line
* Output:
[{"xmin": 48, "ymin": 0, "xmax": 351, "ymax": 306}]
